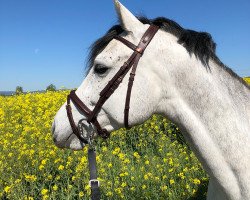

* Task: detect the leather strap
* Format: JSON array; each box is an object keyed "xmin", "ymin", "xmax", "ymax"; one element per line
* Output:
[
  {"xmin": 66, "ymin": 95, "xmax": 88, "ymax": 144},
  {"xmin": 124, "ymin": 53, "xmax": 141, "ymax": 128},
  {"xmin": 118, "ymin": 25, "xmax": 159, "ymax": 128},
  {"xmin": 66, "ymin": 91, "xmax": 109, "ymax": 143},
  {"xmin": 114, "ymin": 36, "xmax": 138, "ymax": 52},
  {"xmin": 88, "ymin": 148, "xmax": 100, "ymax": 200},
  {"xmin": 69, "ymin": 90, "xmax": 91, "ymax": 115}
]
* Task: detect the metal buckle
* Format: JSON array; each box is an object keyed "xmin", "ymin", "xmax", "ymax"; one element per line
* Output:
[
  {"xmin": 89, "ymin": 179, "xmax": 100, "ymax": 187},
  {"xmin": 135, "ymin": 47, "xmax": 143, "ymax": 54},
  {"xmin": 78, "ymin": 119, "xmax": 96, "ymax": 148},
  {"xmin": 78, "ymin": 119, "xmax": 87, "ymax": 140}
]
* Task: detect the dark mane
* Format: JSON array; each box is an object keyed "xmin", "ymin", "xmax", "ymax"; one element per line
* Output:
[{"xmin": 87, "ymin": 17, "xmax": 249, "ymax": 89}]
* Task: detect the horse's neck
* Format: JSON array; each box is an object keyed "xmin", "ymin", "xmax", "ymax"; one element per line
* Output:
[
  {"xmin": 168, "ymin": 58, "xmax": 250, "ymax": 133},
  {"xmin": 213, "ymin": 60, "xmax": 250, "ymax": 117},
  {"xmin": 159, "ymin": 59, "xmax": 250, "ymax": 199},
  {"xmin": 176, "ymin": 59, "xmax": 250, "ymax": 126}
]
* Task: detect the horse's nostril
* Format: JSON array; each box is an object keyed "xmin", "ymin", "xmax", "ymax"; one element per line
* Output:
[
  {"xmin": 51, "ymin": 121, "xmax": 56, "ymax": 134},
  {"xmin": 53, "ymin": 135, "xmax": 57, "ymax": 143}
]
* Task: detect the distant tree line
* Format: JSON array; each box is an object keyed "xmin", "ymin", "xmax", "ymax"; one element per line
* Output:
[{"xmin": 14, "ymin": 84, "xmax": 57, "ymax": 95}]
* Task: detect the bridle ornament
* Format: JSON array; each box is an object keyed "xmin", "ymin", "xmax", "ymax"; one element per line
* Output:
[{"xmin": 66, "ymin": 25, "xmax": 159, "ymax": 144}]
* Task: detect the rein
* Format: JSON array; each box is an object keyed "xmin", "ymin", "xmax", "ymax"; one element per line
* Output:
[{"xmin": 66, "ymin": 25, "xmax": 159, "ymax": 199}]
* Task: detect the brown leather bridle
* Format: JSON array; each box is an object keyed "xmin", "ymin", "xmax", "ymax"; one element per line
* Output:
[{"xmin": 66, "ymin": 25, "xmax": 159, "ymax": 144}]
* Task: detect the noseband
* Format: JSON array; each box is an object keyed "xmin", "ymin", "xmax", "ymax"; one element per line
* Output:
[{"xmin": 66, "ymin": 25, "xmax": 159, "ymax": 144}]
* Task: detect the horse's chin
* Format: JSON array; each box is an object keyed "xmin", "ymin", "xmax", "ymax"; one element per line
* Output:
[
  {"xmin": 54, "ymin": 133, "xmax": 86, "ymax": 150},
  {"xmin": 67, "ymin": 134, "xmax": 86, "ymax": 150}
]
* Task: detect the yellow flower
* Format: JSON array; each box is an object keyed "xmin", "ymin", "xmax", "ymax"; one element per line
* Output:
[
  {"xmin": 118, "ymin": 153, "xmax": 125, "ymax": 160},
  {"xmin": 96, "ymin": 155, "xmax": 101, "ymax": 162},
  {"xmin": 142, "ymin": 185, "xmax": 147, "ymax": 189},
  {"xmin": 68, "ymin": 184, "xmax": 73, "ymax": 189},
  {"xmin": 24, "ymin": 196, "xmax": 34, "ymax": 200},
  {"xmin": 106, "ymin": 191, "xmax": 113, "ymax": 196},
  {"xmin": 169, "ymin": 158, "xmax": 174, "ymax": 165},
  {"xmin": 193, "ymin": 178, "xmax": 201, "ymax": 185},
  {"xmin": 183, "ymin": 167, "xmax": 188, "ymax": 172},
  {"xmin": 41, "ymin": 159, "xmax": 47, "ymax": 165},
  {"xmin": 161, "ymin": 185, "xmax": 168, "ymax": 191},
  {"xmin": 102, "ymin": 146, "xmax": 107, "ymax": 152},
  {"xmin": 84, "ymin": 184, "xmax": 90, "ymax": 191},
  {"xmin": 4, "ymin": 186, "xmax": 11, "ymax": 193},
  {"xmin": 15, "ymin": 179, "xmax": 21, "ymax": 183},
  {"xmin": 112, "ymin": 147, "xmax": 120, "ymax": 155},
  {"xmin": 108, "ymin": 163, "xmax": 113, "ymax": 168},
  {"xmin": 119, "ymin": 173, "xmax": 125, "ymax": 177},
  {"xmin": 8, "ymin": 152, "xmax": 13, "ymax": 157},
  {"xmin": 145, "ymin": 160, "xmax": 150, "ymax": 165},
  {"xmin": 79, "ymin": 191, "xmax": 84, "ymax": 197},
  {"xmin": 42, "ymin": 195, "xmax": 49, "ymax": 200},
  {"xmin": 123, "ymin": 158, "xmax": 130, "ymax": 164},
  {"xmin": 52, "ymin": 185, "xmax": 58, "ymax": 191},
  {"xmin": 114, "ymin": 187, "xmax": 122, "ymax": 194},
  {"xmin": 58, "ymin": 165, "xmax": 64, "ymax": 170},
  {"xmin": 121, "ymin": 182, "xmax": 127, "ymax": 187},
  {"xmin": 39, "ymin": 165, "xmax": 45, "ymax": 170},
  {"xmin": 169, "ymin": 179, "xmax": 175, "ymax": 185},
  {"xmin": 41, "ymin": 189, "xmax": 48, "ymax": 195},
  {"xmin": 133, "ymin": 152, "xmax": 140, "ymax": 159},
  {"xmin": 24, "ymin": 174, "xmax": 37, "ymax": 182},
  {"xmin": 178, "ymin": 172, "xmax": 185, "ymax": 180},
  {"xmin": 47, "ymin": 175, "xmax": 52, "ymax": 180}
]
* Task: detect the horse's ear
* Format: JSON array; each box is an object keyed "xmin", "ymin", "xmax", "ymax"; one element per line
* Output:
[{"xmin": 114, "ymin": 0, "xmax": 143, "ymax": 32}]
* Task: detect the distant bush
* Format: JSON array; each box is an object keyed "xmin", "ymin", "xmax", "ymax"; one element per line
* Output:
[
  {"xmin": 15, "ymin": 86, "xmax": 23, "ymax": 95},
  {"xmin": 46, "ymin": 84, "xmax": 56, "ymax": 91}
]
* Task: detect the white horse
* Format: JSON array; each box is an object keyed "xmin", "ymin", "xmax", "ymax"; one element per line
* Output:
[{"xmin": 52, "ymin": 1, "xmax": 250, "ymax": 199}]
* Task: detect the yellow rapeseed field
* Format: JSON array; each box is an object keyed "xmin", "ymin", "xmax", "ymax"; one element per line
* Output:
[
  {"xmin": 0, "ymin": 91, "xmax": 208, "ymax": 199},
  {"xmin": 243, "ymin": 77, "xmax": 250, "ymax": 85}
]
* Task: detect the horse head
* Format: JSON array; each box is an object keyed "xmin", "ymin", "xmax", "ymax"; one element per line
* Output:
[{"xmin": 52, "ymin": 1, "xmax": 170, "ymax": 149}]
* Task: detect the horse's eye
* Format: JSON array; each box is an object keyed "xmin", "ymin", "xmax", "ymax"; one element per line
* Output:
[{"xmin": 94, "ymin": 64, "xmax": 109, "ymax": 75}]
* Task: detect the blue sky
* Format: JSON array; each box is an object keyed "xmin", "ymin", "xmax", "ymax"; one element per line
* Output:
[{"xmin": 0, "ymin": 0, "xmax": 249, "ymax": 91}]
